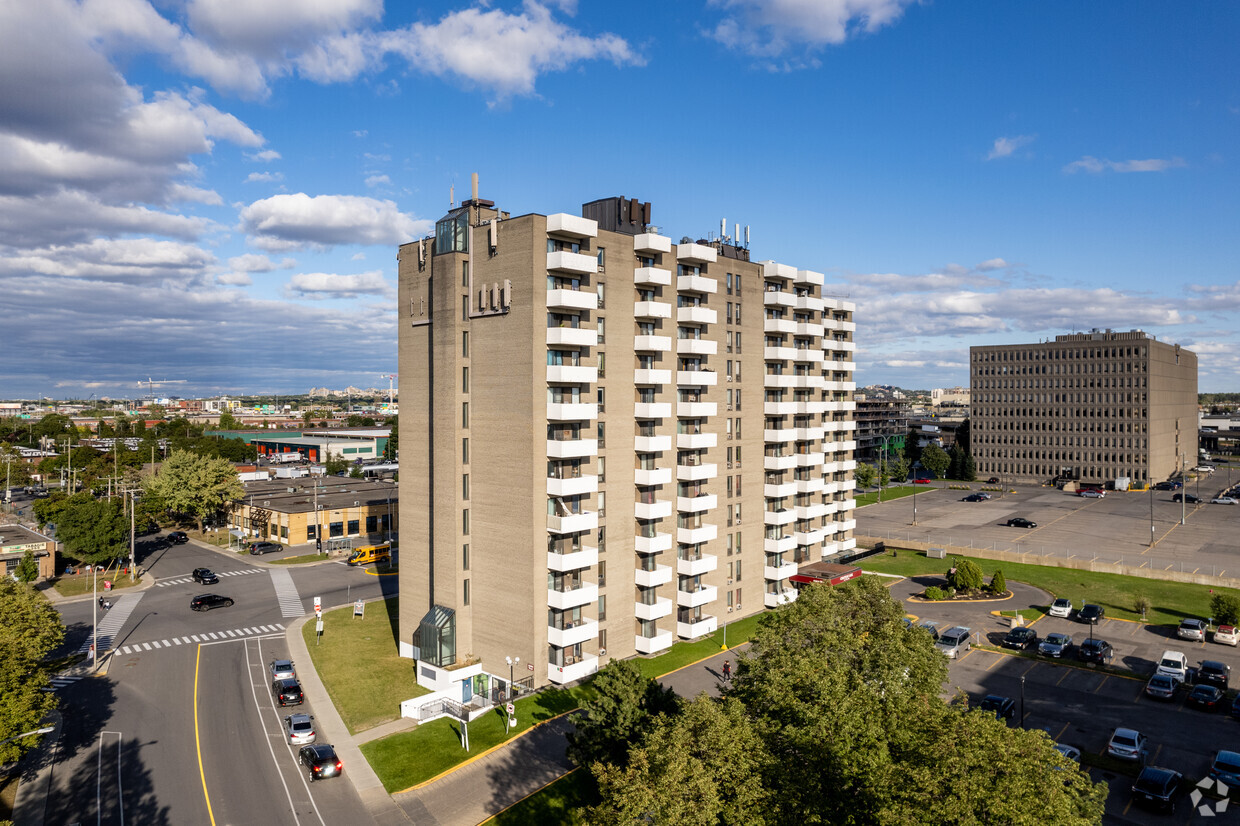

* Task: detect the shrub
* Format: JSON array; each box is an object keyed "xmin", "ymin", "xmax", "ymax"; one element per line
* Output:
[
  {"xmin": 988, "ymin": 570, "xmax": 1006, "ymax": 595},
  {"xmin": 923, "ymin": 586, "xmax": 947, "ymax": 601},
  {"xmin": 1211, "ymin": 593, "xmax": 1240, "ymax": 626},
  {"xmin": 946, "ymin": 558, "xmax": 984, "ymax": 592},
  {"xmin": 1134, "ymin": 594, "xmax": 1152, "ymax": 619}
]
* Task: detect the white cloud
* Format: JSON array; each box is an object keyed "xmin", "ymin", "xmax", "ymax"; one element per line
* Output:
[
  {"xmin": 227, "ymin": 253, "xmax": 294, "ymax": 272},
  {"xmin": 246, "ymin": 149, "xmax": 281, "ymax": 162},
  {"xmin": 350, "ymin": 252, "xmax": 366, "ymax": 261},
  {"xmin": 0, "ymin": 238, "xmax": 216, "ymax": 281},
  {"xmin": 246, "ymin": 171, "xmax": 284, "ymax": 183},
  {"xmin": 1063, "ymin": 155, "xmax": 1188, "ymax": 174},
  {"xmin": 287, "ymin": 270, "xmax": 390, "ymax": 298},
  {"xmin": 975, "ymin": 258, "xmax": 1009, "ymax": 271},
  {"xmin": 706, "ymin": 0, "xmax": 915, "ymax": 57},
  {"xmin": 986, "ymin": 135, "xmax": 1035, "ymax": 160},
  {"xmin": 352, "ymin": 130, "xmax": 368, "ymax": 138},
  {"xmin": 238, "ymin": 193, "xmax": 430, "ymax": 249},
  {"xmin": 365, "ymin": 174, "xmax": 391, "ymax": 187},
  {"xmin": 0, "ymin": 190, "xmax": 212, "ymax": 247},
  {"xmin": 168, "ymin": 183, "xmax": 224, "ymax": 205},
  {"xmin": 184, "ymin": 0, "xmax": 383, "ymax": 57},
  {"xmin": 217, "ymin": 270, "xmax": 253, "ymax": 285}
]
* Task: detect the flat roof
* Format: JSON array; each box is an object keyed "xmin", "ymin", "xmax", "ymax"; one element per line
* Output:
[
  {"xmin": 0, "ymin": 524, "xmax": 54, "ymax": 552},
  {"xmin": 240, "ymin": 477, "xmax": 397, "ymax": 515}
]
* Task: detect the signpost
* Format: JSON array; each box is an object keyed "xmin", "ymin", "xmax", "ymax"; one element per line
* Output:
[
  {"xmin": 353, "ymin": 600, "xmax": 364, "ymax": 617},
  {"xmin": 314, "ymin": 596, "xmax": 323, "ymax": 645}
]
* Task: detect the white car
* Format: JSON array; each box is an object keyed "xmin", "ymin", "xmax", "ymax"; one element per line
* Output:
[
  {"xmin": 1195, "ymin": 466, "xmax": 1215, "ymax": 474},
  {"xmin": 1049, "ymin": 598, "xmax": 1073, "ymax": 618},
  {"xmin": 1214, "ymin": 625, "xmax": 1239, "ymax": 646},
  {"xmin": 1079, "ymin": 489, "xmax": 1105, "ymax": 499},
  {"xmin": 1155, "ymin": 650, "xmax": 1189, "ymax": 683},
  {"xmin": 284, "ymin": 713, "xmax": 316, "ymax": 745},
  {"xmin": 1178, "ymin": 619, "xmax": 1207, "ymax": 642},
  {"xmin": 1212, "ymin": 497, "xmax": 1237, "ymax": 505}
]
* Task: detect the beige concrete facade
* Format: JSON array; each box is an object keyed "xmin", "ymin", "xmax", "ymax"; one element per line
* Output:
[
  {"xmin": 229, "ymin": 477, "xmax": 398, "ymax": 548},
  {"xmin": 398, "ymin": 195, "xmax": 856, "ymax": 690},
  {"xmin": 970, "ymin": 330, "xmax": 1198, "ymax": 485}
]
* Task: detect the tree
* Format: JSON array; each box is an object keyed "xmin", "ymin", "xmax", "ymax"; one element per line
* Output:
[
  {"xmin": 145, "ymin": 450, "xmax": 244, "ymax": 531},
  {"xmin": 384, "ymin": 417, "xmax": 398, "ymax": 462},
  {"xmin": 891, "ymin": 454, "xmax": 911, "ymax": 485},
  {"xmin": 54, "ymin": 496, "xmax": 129, "ymax": 565},
  {"xmin": 946, "ymin": 557, "xmax": 984, "ymax": 592},
  {"xmin": 323, "ymin": 452, "xmax": 350, "ymax": 476},
  {"xmin": 218, "ymin": 410, "xmax": 239, "ymax": 430},
  {"xmin": 0, "ymin": 578, "xmax": 65, "ymax": 764},
  {"xmin": 1211, "ymin": 593, "xmax": 1240, "ymax": 626},
  {"xmin": 947, "ymin": 444, "xmax": 966, "ymax": 480},
  {"xmin": 15, "ymin": 550, "xmax": 39, "ymax": 583},
  {"xmin": 854, "ymin": 462, "xmax": 877, "ymax": 490},
  {"xmin": 962, "ymin": 450, "xmax": 977, "ymax": 482},
  {"xmin": 988, "ymin": 569, "xmax": 1007, "ymax": 595},
  {"xmin": 920, "ymin": 443, "xmax": 950, "ymax": 479},
  {"xmin": 566, "ymin": 658, "xmax": 679, "ymax": 774}
]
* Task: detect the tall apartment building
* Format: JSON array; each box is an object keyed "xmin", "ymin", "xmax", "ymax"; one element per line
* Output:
[
  {"xmin": 970, "ymin": 330, "xmax": 1197, "ymax": 486},
  {"xmin": 397, "ymin": 188, "xmax": 856, "ymax": 692},
  {"xmin": 853, "ymin": 397, "xmax": 910, "ymax": 463}
]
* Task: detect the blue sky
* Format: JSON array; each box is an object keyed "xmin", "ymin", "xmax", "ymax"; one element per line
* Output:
[{"xmin": 2, "ymin": 0, "xmax": 1237, "ymax": 399}]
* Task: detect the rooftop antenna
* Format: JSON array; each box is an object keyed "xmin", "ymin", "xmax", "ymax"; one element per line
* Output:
[
  {"xmin": 450, "ymin": 184, "xmax": 454, "ymax": 209},
  {"xmin": 744, "ymin": 225, "xmax": 750, "ymax": 248},
  {"xmin": 734, "ymin": 223, "xmax": 740, "ymax": 247}
]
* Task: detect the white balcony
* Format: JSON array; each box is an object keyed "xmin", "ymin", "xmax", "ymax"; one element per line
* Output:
[
  {"xmin": 546, "ymin": 288, "xmax": 598, "ymax": 311},
  {"xmin": 547, "ymin": 510, "xmax": 598, "ymax": 535},
  {"xmin": 546, "ymin": 213, "xmax": 598, "ymax": 239},
  {"xmin": 764, "ymin": 588, "xmax": 798, "ymax": 609},
  {"xmin": 676, "ymin": 462, "xmax": 717, "ymax": 482},
  {"xmin": 633, "ymin": 435, "xmax": 672, "ymax": 453},
  {"xmin": 677, "ymin": 584, "xmax": 718, "ymax": 609},
  {"xmin": 764, "ymin": 401, "xmax": 800, "ymax": 415},
  {"xmin": 633, "ymin": 335, "xmax": 672, "ymax": 352},
  {"xmin": 823, "ymin": 380, "xmax": 856, "ymax": 392},
  {"xmin": 763, "ymin": 290, "xmax": 797, "ymax": 310},
  {"xmin": 764, "ymin": 346, "xmax": 797, "ymax": 361},
  {"xmin": 764, "ymin": 508, "xmax": 796, "ymax": 527},
  {"xmin": 547, "ymin": 582, "xmax": 598, "ymax": 610},
  {"xmin": 764, "ymin": 428, "xmax": 796, "ymax": 443},
  {"xmin": 795, "ymin": 426, "xmax": 826, "ymax": 441},
  {"xmin": 821, "ymin": 317, "xmax": 857, "ymax": 333},
  {"xmin": 795, "ymin": 322, "xmax": 824, "ymax": 337},
  {"xmin": 677, "ymin": 306, "xmax": 717, "ymax": 325},
  {"xmin": 676, "ymin": 338, "xmax": 717, "ymax": 356},
  {"xmin": 763, "ymin": 454, "xmax": 797, "ymax": 470},
  {"xmin": 793, "ymin": 349, "xmax": 825, "ymax": 363},
  {"xmin": 764, "ymin": 534, "xmax": 796, "ymax": 553},
  {"xmin": 764, "ymin": 317, "xmax": 797, "ymax": 335},
  {"xmin": 676, "ymin": 614, "xmax": 718, "ymax": 638},
  {"xmin": 677, "ymin": 553, "xmax": 717, "ymax": 577},
  {"xmin": 635, "ymin": 266, "xmax": 672, "ymax": 286},
  {"xmin": 546, "ymin": 438, "xmax": 598, "ymax": 459},
  {"xmin": 635, "ymin": 631, "xmax": 674, "ymax": 654},
  {"xmin": 546, "ymin": 327, "xmax": 598, "ymax": 347},
  {"xmin": 633, "ymin": 369, "xmax": 671, "ymax": 386},
  {"xmin": 634, "ymin": 232, "xmax": 671, "ymax": 254},
  {"xmin": 796, "ymin": 295, "xmax": 825, "ymax": 312},
  {"xmin": 795, "ymin": 452, "xmax": 825, "ymax": 467},
  {"xmin": 794, "ymin": 268, "xmax": 823, "ymax": 286},
  {"xmin": 795, "ymin": 477, "xmax": 825, "ymax": 494},
  {"xmin": 547, "ymin": 653, "xmax": 598, "ymax": 685},
  {"xmin": 634, "ymin": 598, "xmax": 673, "ymax": 621},
  {"xmin": 764, "ymin": 374, "xmax": 799, "ymax": 389},
  {"xmin": 547, "ymin": 546, "xmax": 598, "ymax": 572},
  {"xmin": 796, "ymin": 401, "xmax": 830, "ymax": 414},
  {"xmin": 546, "ymin": 365, "xmax": 597, "ymax": 384},
  {"xmin": 677, "ymin": 274, "xmax": 718, "ymax": 294},
  {"xmin": 546, "ymin": 402, "xmax": 597, "ymax": 421},
  {"xmin": 634, "ymin": 467, "xmax": 672, "ymax": 487},
  {"xmin": 676, "ymin": 523, "xmax": 717, "ymax": 545},
  {"xmin": 546, "ymin": 474, "xmax": 598, "ymax": 497},
  {"xmin": 634, "ymin": 532, "xmax": 673, "ymax": 554},
  {"xmin": 676, "ymin": 242, "xmax": 717, "ymax": 263},
  {"xmin": 763, "ymin": 481, "xmax": 798, "ymax": 498},
  {"xmin": 760, "ymin": 260, "xmax": 797, "ymax": 281},
  {"xmin": 677, "ymin": 370, "xmax": 718, "ymax": 387},
  {"xmin": 634, "ymin": 301, "xmax": 672, "ymax": 319},
  {"xmin": 676, "ymin": 402, "xmax": 717, "ymax": 417},
  {"xmin": 793, "ymin": 527, "xmax": 828, "ymax": 545},
  {"xmin": 676, "ymin": 431, "xmax": 716, "ymax": 449},
  {"xmin": 838, "ymin": 518, "xmax": 857, "ymax": 532},
  {"xmin": 546, "ymin": 250, "xmax": 598, "ymax": 275},
  {"xmin": 677, "ymin": 493, "xmax": 717, "ymax": 513},
  {"xmin": 634, "ymin": 564, "xmax": 673, "ymax": 588},
  {"xmin": 548, "ymin": 619, "xmax": 598, "ymax": 648},
  {"xmin": 635, "ymin": 499, "xmax": 673, "ymax": 520},
  {"xmin": 634, "ymin": 402, "xmax": 672, "ymax": 420},
  {"xmin": 764, "ymin": 561, "xmax": 798, "ymax": 581}
]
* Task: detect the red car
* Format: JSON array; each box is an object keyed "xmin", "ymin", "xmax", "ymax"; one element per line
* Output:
[{"xmin": 913, "ymin": 478, "xmax": 933, "ymax": 485}]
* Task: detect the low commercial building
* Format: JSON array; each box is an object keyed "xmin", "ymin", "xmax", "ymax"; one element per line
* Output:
[
  {"xmin": 229, "ymin": 477, "xmax": 398, "ymax": 550},
  {"xmin": 0, "ymin": 524, "xmax": 56, "ymax": 579}
]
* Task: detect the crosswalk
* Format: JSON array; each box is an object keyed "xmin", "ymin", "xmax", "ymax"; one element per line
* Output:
[
  {"xmin": 76, "ymin": 592, "xmax": 145, "ymax": 655},
  {"xmin": 114, "ymin": 623, "xmax": 286, "ymax": 655},
  {"xmin": 45, "ymin": 674, "xmax": 84, "ymax": 692},
  {"xmin": 269, "ymin": 567, "xmax": 306, "ymax": 618},
  {"xmin": 156, "ymin": 569, "xmax": 263, "ymax": 587}
]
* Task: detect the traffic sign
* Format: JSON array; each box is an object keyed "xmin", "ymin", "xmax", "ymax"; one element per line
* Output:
[{"xmin": 506, "ymin": 702, "xmax": 515, "ymax": 714}]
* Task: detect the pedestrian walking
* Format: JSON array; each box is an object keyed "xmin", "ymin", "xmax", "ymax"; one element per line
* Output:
[{"xmin": 722, "ymin": 660, "xmax": 732, "ymax": 682}]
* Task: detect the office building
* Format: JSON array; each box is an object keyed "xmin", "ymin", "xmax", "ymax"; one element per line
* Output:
[
  {"xmin": 970, "ymin": 330, "xmax": 1197, "ymax": 485},
  {"xmin": 397, "ymin": 186, "xmax": 856, "ymax": 692}
]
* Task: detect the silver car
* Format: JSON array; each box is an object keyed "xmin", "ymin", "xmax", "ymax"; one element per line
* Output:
[
  {"xmin": 270, "ymin": 659, "xmax": 296, "ymax": 680},
  {"xmin": 284, "ymin": 713, "xmax": 316, "ymax": 745},
  {"xmin": 1039, "ymin": 632, "xmax": 1073, "ymax": 658}
]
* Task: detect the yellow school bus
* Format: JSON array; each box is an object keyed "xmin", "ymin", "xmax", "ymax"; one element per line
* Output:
[{"xmin": 346, "ymin": 543, "xmax": 392, "ymax": 566}]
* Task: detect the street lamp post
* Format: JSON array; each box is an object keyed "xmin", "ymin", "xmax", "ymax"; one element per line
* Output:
[
  {"xmin": 504, "ymin": 655, "xmax": 520, "ymax": 733},
  {"xmin": 876, "ymin": 433, "xmax": 899, "ymax": 504},
  {"xmin": 1020, "ymin": 675, "xmax": 1026, "ymax": 729},
  {"xmin": 1148, "ymin": 484, "xmax": 1155, "ymax": 547},
  {"xmin": 911, "ymin": 461, "xmax": 921, "ymax": 526}
]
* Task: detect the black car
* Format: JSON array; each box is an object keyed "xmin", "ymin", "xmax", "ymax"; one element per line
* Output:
[
  {"xmin": 962, "ymin": 493, "xmax": 987, "ymax": 502},
  {"xmin": 1199, "ymin": 660, "xmax": 1231, "ymax": 690},
  {"xmin": 190, "ymin": 593, "xmax": 233, "ymax": 611},
  {"xmin": 978, "ymin": 695, "xmax": 1017, "ymax": 723},
  {"xmin": 1132, "ymin": 766, "xmax": 1183, "ymax": 812},
  {"xmin": 299, "ymin": 744, "xmax": 342, "ymax": 781},
  {"xmin": 191, "ymin": 567, "xmax": 219, "ymax": 585},
  {"xmin": 1006, "ymin": 517, "xmax": 1036, "ymax": 528},
  {"xmin": 1077, "ymin": 638, "xmax": 1114, "ymax": 664},
  {"xmin": 168, "ymin": 531, "xmax": 189, "ymax": 544},
  {"xmin": 249, "ymin": 541, "xmax": 281, "ymax": 555},
  {"xmin": 1187, "ymin": 684, "xmax": 1226, "ymax": 711},
  {"xmin": 1172, "ymin": 493, "xmax": 1200, "ymax": 504},
  {"xmin": 273, "ymin": 678, "xmax": 304, "ymax": 706},
  {"xmin": 1078, "ymin": 604, "xmax": 1105, "ymax": 624},
  {"xmin": 1002, "ymin": 627, "xmax": 1039, "ymax": 651},
  {"xmin": 986, "ymin": 477, "xmax": 1000, "ymax": 483}
]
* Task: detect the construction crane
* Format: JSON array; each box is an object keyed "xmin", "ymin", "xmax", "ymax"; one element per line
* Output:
[
  {"xmin": 138, "ymin": 377, "xmax": 187, "ymax": 401},
  {"xmin": 379, "ymin": 374, "xmax": 397, "ymax": 406}
]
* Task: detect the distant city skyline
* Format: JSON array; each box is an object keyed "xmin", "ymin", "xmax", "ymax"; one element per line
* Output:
[{"xmin": 3, "ymin": 1, "xmax": 1237, "ymax": 397}]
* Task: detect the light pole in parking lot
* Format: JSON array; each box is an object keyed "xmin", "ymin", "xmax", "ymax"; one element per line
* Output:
[
  {"xmin": 911, "ymin": 461, "xmax": 921, "ymax": 526},
  {"xmin": 1148, "ymin": 484, "xmax": 1155, "ymax": 547},
  {"xmin": 877, "ymin": 433, "xmax": 899, "ymax": 503},
  {"xmin": 1019, "ymin": 675, "xmax": 1025, "ymax": 729}
]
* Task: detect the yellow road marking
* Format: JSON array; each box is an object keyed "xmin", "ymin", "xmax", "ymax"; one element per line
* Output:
[
  {"xmin": 1055, "ymin": 669, "xmax": 1072, "ymax": 687},
  {"xmin": 194, "ymin": 645, "xmax": 216, "ymax": 825},
  {"xmin": 1094, "ymin": 675, "xmax": 1110, "ymax": 693},
  {"xmin": 1021, "ymin": 661, "xmax": 1038, "ymax": 676},
  {"xmin": 1151, "ymin": 743, "xmax": 1163, "ymax": 764},
  {"xmin": 1053, "ymin": 722, "xmax": 1070, "ymax": 740},
  {"xmin": 985, "ymin": 653, "xmax": 1004, "ymax": 671}
]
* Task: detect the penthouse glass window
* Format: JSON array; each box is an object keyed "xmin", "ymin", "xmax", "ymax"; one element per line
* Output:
[{"xmin": 436, "ymin": 210, "xmax": 469, "ymax": 254}]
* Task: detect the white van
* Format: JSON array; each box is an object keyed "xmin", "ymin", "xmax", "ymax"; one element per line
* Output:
[
  {"xmin": 1154, "ymin": 650, "xmax": 1189, "ymax": 683},
  {"xmin": 936, "ymin": 626, "xmax": 973, "ymax": 659}
]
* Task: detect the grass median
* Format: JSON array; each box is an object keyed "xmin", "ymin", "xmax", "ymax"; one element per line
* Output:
[
  {"xmin": 482, "ymin": 769, "xmax": 595, "ymax": 825},
  {"xmin": 864, "ymin": 548, "xmax": 1240, "ymax": 626},
  {"xmin": 50, "ymin": 572, "xmax": 145, "ymax": 598}
]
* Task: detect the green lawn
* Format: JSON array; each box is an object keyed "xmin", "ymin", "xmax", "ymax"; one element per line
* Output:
[
  {"xmin": 271, "ymin": 552, "xmax": 333, "ymax": 565},
  {"xmin": 482, "ymin": 769, "xmax": 596, "ymax": 825},
  {"xmin": 864, "ymin": 548, "xmax": 1240, "ymax": 626},
  {"xmin": 50, "ymin": 571, "xmax": 145, "ymax": 598},
  {"xmin": 300, "ymin": 598, "xmax": 430, "ymax": 733}
]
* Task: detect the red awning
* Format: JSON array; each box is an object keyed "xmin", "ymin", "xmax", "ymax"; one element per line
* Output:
[{"xmin": 789, "ymin": 574, "xmax": 817, "ymax": 585}]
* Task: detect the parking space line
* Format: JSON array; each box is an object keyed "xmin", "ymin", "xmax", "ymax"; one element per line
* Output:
[
  {"xmin": 1053, "ymin": 722, "xmax": 1069, "ymax": 741},
  {"xmin": 1055, "ymin": 669, "xmax": 1072, "ymax": 686},
  {"xmin": 1093, "ymin": 675, "xmax": 1110, "ymax": 693},
  {"xmin": 984, "ymin": 653, "xmax": 1004, "ymax": 671},
  {"xmin": 1021, "ymin": 661, "xmax": 1038, "ymax": 677},
  {"xmin": 1151, "ymin": 743, "xmax": 1163, "ymax": 764}
]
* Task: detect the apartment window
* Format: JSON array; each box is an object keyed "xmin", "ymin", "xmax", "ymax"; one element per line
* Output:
[
  {"xmin": 597, "ymin": 456, "xmax": 606, "ymax": 483},
  {"xmin": 726, "ymin": 360, "xmax": 733, "ymax": 380},
  {"xmin": 726, "ymin": 330, "xmax": 733, "ymax": 351},
  {"xmin": 598, "ymin": 422, "xmax": 605, "ymax": 448},
  {"xmin": 462, "ymin": 402, "xmax": 469, "ymax": 428},
  {"xmin": 462, "ymin": 366, "xmax": 469, "ymax": 392},
  {"xmin": 462, "ymin": 261, "xmax": 469, "ymax": 287},
  {"xmin": 727, "ymin": 446, "xmax": 733, "ymax": 468},
  {"xmin": 727, "ymin": 533, "xmax": 734, "ymax": 556},
  {"xmin": 736, "ymin": 390, "xmax": 741, "ymax": 411},
  {"xmin": 463, "ymin": 544, "xmax": 470, "ymax": 571},
  {"xmin": 307, "ymin": 525, "xmax": 317, "ymax": 541},
  {"xmin": 462, "ymin": 331, "xmax": 469, "ymax": 357},
  {"xmin": 736, "ymin": 474, "xmax": 741, "ymax": 496},
  {"xmin": 735, "ymin": 303, "xmax": 741, "ymax": 324},
  {"xmin": 462, "ymin": 294, "xmax": 469, "ymax": 321},
  {"xmin": 462, "ymin": 509, "xmax": 470, "ymax": 535},
  {"xmin": 597, "ymin": 317, "xmax": 605, "ymax": 344},
  {"xmin": 598, "ymin": 526, "xmax": 606, "ymax": 551},
  {"xmin": 735, "ymin": 332, "xmax": 742, "ymax": 353},
  {"xmin": 598, "ymin": 560, "xmax": 606, "ymax": 587},
  {"xmin": 598, "ymin": 387, "xmax": 605, "ymax": 413},
  {"xmin": 727, "ymin": 476, "xmax": 734, "ymax": 498},
  {"xmin": 735, "ymin": 363, "xmax": 741, "ymax": 383},
  {"xmin": 735, "ymin": 418, "xmax": 741, "ymax": 438},
  {"xmin": 726, "ymin": 418, "xmax": 733, "ymax": 440},
  {"xmin": 726, "ymin": 272, "xmax": 733, "ymax": 294},
  {"xmin": 598, "ymin": 351, "xmax": 605, "ymax": 378},
  {"xmin": 736, "ymin": 560, "xmax": 742, "ymax": 581},
  {"xmin": 597, "ymin": 282, "xmax": 606, "ymax": 309},
  {"xmin": 735, "ymin": 274, "xmax": 741, "ymax": 293},
  {"xmin": 736, "ymin": 447, "xmax": 742, "ymax": 468},
  {"xmin": 462, "ymin": 474, "xmax": 469, "ymax": 500},
  {"xmin": 597, "ymin": 491, "xmax": 605, "ymax": 518},
  {"xmin": 735, "ymin": 587, "xmax": 742, "ymax": 609},
  {"xmin": 599, "ymin": 629, "xmax": 607, "ymax": 654},
  {"xmin": 597, "ymin": 247, "xmax": 606, "ymax": 271},
  {"xmin": 727, "ymin": 304, "xmax": 733, "ymax": 326},
  {"xmin": 598, "ymin": 595, "xmax": 607, "ymax": 620},
  {"xmin": 463, "ymin": 579, "xmax": 470, "ymax": 606},
  {"xmin": 462, "ymin": 438, "xmax": 469, "ymax": 464},
  {"xmin": 727, "ymin": 589, "xmax": 734, "ymax": 608},
  {"xmin": 734, "ymin": 504, "xmax": 741, "ymax": 525},
  {"xmin": 736, "ymin": 533, "xmax": 741, "ymax": 553}
]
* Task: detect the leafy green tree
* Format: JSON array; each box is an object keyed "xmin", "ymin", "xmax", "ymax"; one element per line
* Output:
[
  {"xmin": 920, "ymin": 443, "xmax": 950, "ymax": 479},
  {"xmin": 0, "ymin": 579, "xmax": 64, "ymax": 763},
  {"xmin": 988, "ymin": 569, "xmax": 1007, "ymax": 595},
  {"xmin": 145, "ymin": 450, "xmax": 244, "ymax": 531},
  {"xmin": 218, "ymin": 410, "xmax": 239, "ymax": 430},
  {"xmin": 892, "ymin": 454, "xmax": 911, "ymax": 485},
  {"xmin": 1211, "ymin": 593, "xmax": 1240, "ymax": 626},
  {"xmin": 947, "ymin": 444, "xmax": 966, "ymax": 479},
  {"xmin": 15, "ymin": 550, "xmax": 39, "ymax": 583},
  {"xmin": 946, "ymin": 558, "xmax": 984, "ymax": 592},
  {"xmin": 323, "ymin": 452, "xmax": 350, "ymax": 476},
  {"xmin": 854, "ymin": 462, "xmax": 877, "ymax": 489},
  {"xmin": 567, "ymin": 658, "xmax": 679, "ymax": 774},
  {"xmin": 55, "ymin": 497, "xmax": 129, "ymax": 564},
  {"xmin": 383, "ymin": 417, "xmax": 398, "ymax": 461},
  {"xmin": 962, "ymin": 450, "xmax": 977, "ymax": 482},
  {"xmin": 1, "ymin": 445, "xmax": 32, "ymax": 487},
  {"xmin": 32, "ymin": 413, "xmax": 72, "ymax": 441},
  {"xmin": 586, "ymin": 696, "xmax": 772, "ymax": 826}
]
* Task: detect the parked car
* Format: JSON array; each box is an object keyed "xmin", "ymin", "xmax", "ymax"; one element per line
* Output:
[
  {"xmin": 190, "ymin": 594, "xmax": 233, "ymax": 612},
  {"xmin": 284, "ymin": 713, "xmax": 316, "ymax": 745},
  {"xmin": 1144, "ymin": 674, "xmax": 1180, "ymax": 701},
  {"xmin": 1079, "ymin": 489, "xmax": 1105, "ymax": 499},
  {"xmin": 1078, "ymin": 604, "xmax": 1105, "ymax": 625},
  {"xmin": 1188, "ymin": 684, "xmax": 1226, "ymax": 711},
  {"xmin": 1049, "ymin": 598, "xmax": 1073, "ymax": 618},
  {"xmin": 1198, "ymin": 660, "xmax": 1231, "ymax": 690},
  {"xmin": 935, "ymin": 626, "xmax": 972, "ymax": 659},
  {"xmin": 1178, "ymin": 618, "xmax": 1208, "ymax": 641},
  {"xmin": 1214, "ymin": 625, "xmax": 1239, "ymax": 646},
  {"xmin": 249, "ymin": 541, "xmax": 281, "ymax": 555},
  {"xmin": 191, "ymin": 568, "xmax": 219, "ymax": 585},
  {"xmin": 1006, "ymin": 517, "xmax": 1037, "ymax": 528},
  {"xmin": 1108, "ymin": 728, "xmax": 1149, "ymax": 762},
  {"xmin": 916, "ymin": 620, "xmax": 940, "ymax": 640},
  {"xmin": 1212, "ymin": 496, "xmax": 1238, "ymax": 505},
  {"xmin": 1209, "ymin": 749, "xmax": 1240, "ymax": 788},
  {"xmin": 1155, "ymin": 650, "xmax": 1190, "ymax": 683},
  {"xmin": 1131, "ymin": 766, "xmax": 1183, "ymax": 812},
  {"xmin": 1230, "ymin": 693, "xmax": 1240, "ymax": 720},
  {"xmin": 168, "ymin": 531, "xmax": 189, "ymax": 544},
  {"xmin": 1003, "ymin": 627, "xmax": 1039, "ymax": 651},
  {"xmin": 986, "ymin": 477, "xmax": 1000, "ymax": 483},
  {"xmin": 1054, "ymin": 744, "xmax": 1082, "ymax": 762},
  {"xmin": 299, "ymin": 744, "xmax": 342, "ymax": 781},
  {"xmin": 1172, "ymin": 493, "xmax": 1200, "ymax": 504},
  {"xmin": 1077, "ymin": 638, "xmax": 1114, "ymax": 664},
  {"xmin": 1152, "ymin": 481, "xmax": 1177, "ymax": 491},
  {"xmin": 270, "ymin": 659, "xmax": 297, "ymax": 681},
  {"xmin": 912, "ymin": 478, "xmax": 933, "ymax": 485},
  {"xmin": 962, "ymin": 493, "xmax": 987, "ymax": 502},
  {"xmin": 978, "ymin": 695, "xmax": 1017, "ymax": 723},
  {"xmin": 1195, "ymin": 466, "xmax": 1216, "ymax": 474},
  {"xmin": 1039, "ymin": 633, "xmax": 1074, "ymax": 658},
  {"xmin": 272, "ymin": 678, "xmax": 304, "ymax": 707}
]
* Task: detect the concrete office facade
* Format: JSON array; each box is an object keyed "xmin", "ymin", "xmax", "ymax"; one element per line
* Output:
[
  {"xmin": 397, "ymin": 190, "xmax": 857, "ymax": 690},
  {"xmin": 970, "ymin": 330, "xmax": 1197, "ymax": 485}
]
